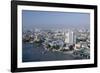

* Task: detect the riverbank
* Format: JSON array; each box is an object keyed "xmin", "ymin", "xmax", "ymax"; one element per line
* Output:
[{"xmin": 22, "ymin": 43, "xmax": 89, "ymax": 62}]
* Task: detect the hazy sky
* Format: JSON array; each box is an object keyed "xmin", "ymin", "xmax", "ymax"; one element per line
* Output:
[{"xmin": 22, "ymin": 10, "xmax": 90, "ymax": 31}]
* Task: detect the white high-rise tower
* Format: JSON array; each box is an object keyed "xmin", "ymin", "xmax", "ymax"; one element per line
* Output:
[{"xmin": 64, "ymin": 30, "xmax": 75, "ymax": 44}]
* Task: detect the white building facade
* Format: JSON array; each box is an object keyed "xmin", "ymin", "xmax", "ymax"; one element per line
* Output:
[{"xmin": 64, "ymin": 30, "xmax": 76, "ymax": 44}]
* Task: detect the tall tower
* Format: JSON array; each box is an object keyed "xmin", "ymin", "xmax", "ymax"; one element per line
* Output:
[
  {"xmin": 64, "ymin": 32, "xmax": 69, "ymax": 44},
  {"xmin": 64, "ymin": 30, "xmax": 75, "ymax": 44},
  {"xmin": 69, "ymin": 31, "xmax": 73, "ymax": 44}
]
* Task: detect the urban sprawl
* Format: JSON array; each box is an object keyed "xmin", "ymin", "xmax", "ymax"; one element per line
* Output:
[{"xmin": 23, "ymin": 28, "xmax": 90, "ymax": 59}]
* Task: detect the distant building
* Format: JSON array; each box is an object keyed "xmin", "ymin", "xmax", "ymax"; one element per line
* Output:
[
  {"xmin": 74, "ymin": 43, "xmax": 81, "ymax": 50},
  {"xmin": 64, "ymin": 32, "xmax": 69, "ymax": 43},
  {"xmin": 34, "ymin": 33, "xmax": 39, "ymax": 41},
  {"xmin": 64, "ymin": 30, "xmax": 76, "ymax": 44}
]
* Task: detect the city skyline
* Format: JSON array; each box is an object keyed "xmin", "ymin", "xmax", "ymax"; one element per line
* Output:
[
  {"xmin": 22, "ymin": 10, "xmax": 90, "ymax": 62},
  {"xmin": 22, "ymin": 10, "xmax": 90, "ymax": 31}
]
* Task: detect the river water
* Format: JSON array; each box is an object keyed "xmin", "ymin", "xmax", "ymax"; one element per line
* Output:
[{"xmin": 22, "ymin": 43, "xmax": 82, "ymax": 62}]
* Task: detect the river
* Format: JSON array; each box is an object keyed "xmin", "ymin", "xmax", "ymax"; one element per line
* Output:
[{"xmin": 22, "ymin": 42, "xmax": 82, "ymax": 62}]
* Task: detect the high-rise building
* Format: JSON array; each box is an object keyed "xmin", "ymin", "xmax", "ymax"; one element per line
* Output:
[
  {"xmin": 64, "ymin": 32, "xmax": 69, "ymax": 44},
  {"xmin": 64, "ymin": 30, "xmax": 76, "ymax": 44}
]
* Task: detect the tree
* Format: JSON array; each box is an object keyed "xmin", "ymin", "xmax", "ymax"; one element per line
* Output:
[
  {"xmin": 47, "ymin": 44, "xmax": 51, "ymax": 48},
  {"xmin": 63, "ymin": 44, "xmax": 66, "ymax": 47},
  {"xmin": 69, "ymin": 45, "xmax": 74, "ymax": 51},
  {"xmin": 53, "ymin": 45, "xmax": 60, "ymax": 50}
]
